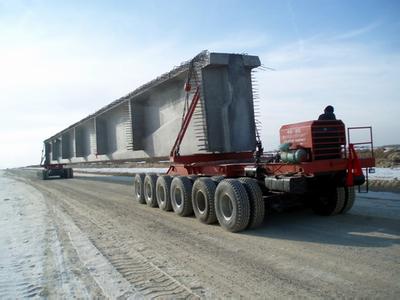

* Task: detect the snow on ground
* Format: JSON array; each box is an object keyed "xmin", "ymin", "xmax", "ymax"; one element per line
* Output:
[
  {"xmin": 0, "ymin": 171, "xmax": 100, "ymax": 298},
  {"xmin": 368, "ymin": 167, "xmax": 400, "ymax": 181},
  {"xmin": 0, "ymin": 171, "xmax": 47, "ymax": 297}
]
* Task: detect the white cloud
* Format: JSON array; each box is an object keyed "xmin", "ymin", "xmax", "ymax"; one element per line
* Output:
[{"xmin": 330, "ymin": 21, "xmax": 382, "ymax": 41}]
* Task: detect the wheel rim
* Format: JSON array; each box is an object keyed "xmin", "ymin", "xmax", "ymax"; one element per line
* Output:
[
  {"xmin": 145, "ymin": 181, "xmax": 152, "ymax": 200},
  {"xmin": 135, "ymin": 180, "xmax": 141, "ymax": 198},
  {"xmin": 221, "ymin": 193, "xmax": 233, "ymax": 221},
  {"xmin": 174, "ymin": 187, "xmax": 183, "ymax": 207},
  {"xmin": 158, "ymin": 185, "xmax": 165, "ymax": 204},
  {"xmin": 196, "ymin": 191, "xmax": 206, "ymax": 214}
]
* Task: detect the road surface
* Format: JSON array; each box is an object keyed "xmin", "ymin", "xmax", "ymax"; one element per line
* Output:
[{"xmin": 1, "ymin": 169, "xmax": 399, "ymax": 298}]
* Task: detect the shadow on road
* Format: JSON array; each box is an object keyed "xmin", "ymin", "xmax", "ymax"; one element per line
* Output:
[{"xmin": 245, "ymin": 208, "xmax": 400, "ymax": 248}]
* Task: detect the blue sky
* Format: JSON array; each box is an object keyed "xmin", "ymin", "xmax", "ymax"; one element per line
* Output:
[{"xmin": 0, "ymin": 0, "xmax": 399, "ymax": 168}]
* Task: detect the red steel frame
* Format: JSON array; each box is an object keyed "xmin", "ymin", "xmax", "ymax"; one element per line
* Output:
[
  {"xmin": 167, "ymin": 152, "xmax": 254, "ymax": 177},
  {"xmin": 44, "ymin": 164, "xmax": 66, "ymax": 171},
  {"xmin": 170, "ymin": 86, "xmax": 201, "ymax": 160},
  {"xmin": 167, "ymin": 155, "xmax": 375, "ymax": 178},
  {"xmin": 347, "ymin": 126, "xmax": 374, "ymax": 154}
]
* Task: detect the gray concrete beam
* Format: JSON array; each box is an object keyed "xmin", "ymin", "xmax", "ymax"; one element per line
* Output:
[
  {"xmin": 45, "ymin": 51, "xmax": 260, "ymax": 164},
  {"xmin": 202, "ymin": 53, "xmax": 260, "ymax": 152},
  {"xmin": 74, "ymin": 118, "xmax": 96, "ymax": 161}
]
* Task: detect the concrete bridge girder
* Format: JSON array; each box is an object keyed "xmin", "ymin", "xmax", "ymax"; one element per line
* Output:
[{"xmin": 44, "ymin": 51, "xmax": 261, "ymax": 164}]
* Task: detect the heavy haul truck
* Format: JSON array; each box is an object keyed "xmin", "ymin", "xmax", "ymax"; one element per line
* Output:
[
  {"xmin": 132, "ymin": 71, "xmax": 375, "ymax": 232},
  {"xmin": 39, "ymin": 144, "xmax": 74, "ymax": 179},
  {"xmin": 40, "ymin": 51, "xmax": 375, "ymax": 232}
]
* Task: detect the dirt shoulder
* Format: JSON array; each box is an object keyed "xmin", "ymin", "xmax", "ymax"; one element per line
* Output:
[
  {"xmin": 374, "ymin": 146, "xmax": 400, "ymax": 168},
  {"xmin": 369, "ymin": 179, "xmax": 400, "ymax": 193}
]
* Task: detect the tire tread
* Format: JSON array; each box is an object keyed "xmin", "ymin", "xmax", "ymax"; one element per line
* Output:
[
  {"xmin": 144, "ymin": 174, "xmax": 158, "ymax": 207},
  {"xmin": 341, "ymin": 186, "xmax": 356, "ymax": 214},
  {"xmin": 215, "ymin": 179, "xmax": 250, "ymax": 232},
  {"xmin": 171, "ymin": 176, "xmax": 193, "ymax": 216},
  {"xmin": 239, "ymin": 177, "xmax": 265, "ymax": 229},
  {"xmin": 192, "ymin": 178, "xmax": 217, "ymax": 224},
  {"xmin": 156, "ymin": 175, "xmax": 173, "ymax": 211}
]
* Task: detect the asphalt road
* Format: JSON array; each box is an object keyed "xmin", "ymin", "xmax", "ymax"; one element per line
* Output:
[{"xmin": 2, "ymin": 169, "xmax": 400, "ymax": 298}]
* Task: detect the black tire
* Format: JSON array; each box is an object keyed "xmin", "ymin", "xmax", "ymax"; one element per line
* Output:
[
  {"xmin": 312, "ymin": 186, "xmax": 346, "ymax": 216},
  {"xmin": 66, "ymin": 168, "xmax": 73, "ymax": 179},
  {"xmin": 215, "ymin": 179, "xmax": 251, "ymax": 232},
  {"xmin": 170, "ymin": 176, "xmax": 194, "ymax": 216},
  {"xmin": 156, "ymin": 175, "xmax": 173, "ymax": 211},
  {"xmin": 341, "ymin": 186, "xmax": 356, "ymax": 214},
  {"xmin": 192, "ymin": 178, "xmax": 218, "ymax": 224},
  {"xmin": 187, "ymin": 175, "xmax": 198, "ymax": 183},
  {"xmin": 133, "ymin": 173, "xmax": 146, "ymax": 204},
  {"xmin": 42, "ymin": 170, "xmax": 49, "ymax": 180},
  {"xmin": 211, "ymin": 176, "xmax": 225, "ymax": 184},
  {"xmin": 61, "ymin": 169, "xmax": 68, "ymax": 179},
  {"xmin": 144, "ymin": 174, "xmax": 158, "ymax": 207},
  {"xmin": 238, "ymin": 177, "xmax": 265, "ymax": 229}
]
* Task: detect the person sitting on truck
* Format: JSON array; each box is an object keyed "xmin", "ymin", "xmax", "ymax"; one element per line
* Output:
[{"xmin": 318, "ymin": 105, "xmax": 336, "ymax": 120}]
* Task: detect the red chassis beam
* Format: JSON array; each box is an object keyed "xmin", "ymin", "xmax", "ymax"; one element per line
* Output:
[
  {"xmin": 43, "ymin": 164, "xmax": 66, "ymax": 170},
  {"xmin": 167, "ymin": 153, "xmax": 375, "ymax": 178},
  {"xmin": 264, "ymin": 157, "xmax": 375, "ymax": 176},
  {"xmin": 167, "ymin": 152, "xmax": 254, "ymax": 177}
]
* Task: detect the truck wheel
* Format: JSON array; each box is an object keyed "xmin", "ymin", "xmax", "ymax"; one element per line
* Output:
[
  {"xmin": 215, "ymin": 179, "xmax": 250, "ymax": 232},
  {"xmin": 211, "ymin": 176, "xmax": 225, "ymax": 184},
  {"xmin": 133, "ymin": 173, "xmax": 146, "ymax": 204},
  {"xmin": 239, "ymin": 178, "xmax": 265, "ymax": 229},
  {"xmin": 66, "ymin": 168, "xmax": 73, "ymax": 178},
  {"xmin": 341, "ymin": 186, "xmax": 356, "ymax": 214},
  {"xmin": 187, "ymin": 175, "xmax": 198, "ymax": 182},
  {"xmin": 312, "ymin": 187, "xmax": 345, "ymax": 216},
  {"xmin": 192, "ymin": 178, "xmax": 217, "ymax": 224},
  {"xmin": 61, "ymin": 169, "xmax": 68, "ymax": 179},
  {"xmin": 170, "ymin": 176, "xmax": 193, "ymax": 216},
  {"xmin": 42, "ymin": 170, "xmax": 49, "ymax": 180},
  {"xmin": 144, "ymin": 174, "xmax": 158, "ymax": 207},
  {"xmin": 156, "ymin": 175, "xmax": 173, "ymax": 211}
]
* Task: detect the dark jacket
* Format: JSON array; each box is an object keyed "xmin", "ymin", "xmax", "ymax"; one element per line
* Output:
[{"xmin": 318, "ymin": 112, "xmax": 336, "ymax": 120}]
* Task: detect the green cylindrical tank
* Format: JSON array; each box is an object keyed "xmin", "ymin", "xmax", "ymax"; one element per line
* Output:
[
  {"xmin": 279, "ymin": 142, "xmax": 292, "ymax": 152},
  {"xmin": 280, "ymin": 148, "xmax": 307, "ymax": 163}
]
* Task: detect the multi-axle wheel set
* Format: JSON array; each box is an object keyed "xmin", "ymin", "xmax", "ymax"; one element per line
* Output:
[
  {"xmin": 133, "ymin": 173, "xmax": 357, "ymax": 233},
  {"xmin": 133, "ymin": 174, "xmax": 265, "ymax": 232},
  {"xmin": 38, "ymin": 167, "xmax": 74, "ymax": 180}
]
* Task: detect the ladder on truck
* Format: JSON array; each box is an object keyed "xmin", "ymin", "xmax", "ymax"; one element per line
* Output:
[{"xmin": 347, "ymin": 126, "xmax": 375, "ymax": 192}]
